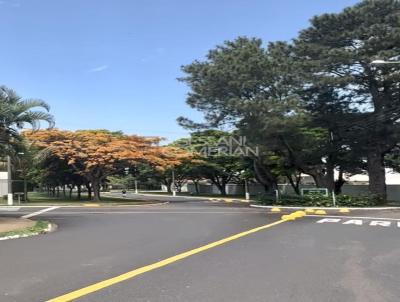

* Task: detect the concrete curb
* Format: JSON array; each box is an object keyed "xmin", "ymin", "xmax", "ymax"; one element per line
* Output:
[
  {"xmin": 135, "ymin": 193, "xmax": 250, "ymax": 203},
  {"xmin": 0, "ymin": 222, "xmax": 57, "ymax": 241},
  {"xmin": 0, "ymin": 201, "xmax": 169, "ymax": 208},
  {"xmin": 81, "ymin": 201, "xmax": 170, "ymax": 207},
  {"xmin": 250, "ymin": 204, "xmax": 400, "ymax": 210}
]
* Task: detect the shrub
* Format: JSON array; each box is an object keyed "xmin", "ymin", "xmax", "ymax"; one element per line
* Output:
[
  {"xmin": 336, "ymin": 195, "xmax": 378, "ymax": 207},
  {"xmin": 257, "ymin": 193, "xmax": 379, "ymax": 207}
]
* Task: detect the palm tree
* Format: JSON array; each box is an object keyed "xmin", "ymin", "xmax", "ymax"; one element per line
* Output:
[{"xmin": 0, "ymin": 85, "xmax": 54, "ymax": 154}]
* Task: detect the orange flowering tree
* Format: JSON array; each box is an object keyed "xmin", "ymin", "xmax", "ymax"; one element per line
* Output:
[{"xmin": 24, "ymin": 129, "xmax": 190, "ymax": 201}]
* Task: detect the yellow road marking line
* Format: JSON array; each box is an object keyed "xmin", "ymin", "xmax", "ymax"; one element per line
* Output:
[{"xmin": 47, "ymin": 218, "xmax": 287, "ymax": 302}]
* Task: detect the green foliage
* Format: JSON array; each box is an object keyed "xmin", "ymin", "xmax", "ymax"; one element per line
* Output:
[
  {"xmin": 295, "ymin": 0, "xmax": 400, "ymax": 198},
  {"xmin": 258, "ymin": 193, "xmax": 379, "ymax": 207},
  {"xmin": 179, "ymin": 1, "xmax": 400, "ymax": 199},
  {"xmin": 108, "ymin": 175, "xmax": 136, "ymax": 190},
  {"xmin": 173, "ymin": 130, "xmax": 252, "ymax": 195},
  {"xmin": 0, "ymin": 86, "xmax": 54, "ymax": 157}
]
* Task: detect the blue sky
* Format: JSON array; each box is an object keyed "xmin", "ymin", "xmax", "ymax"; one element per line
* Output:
[{"xmin": 1, "ymin": 0, "xmax": 359, "ymax": 141}]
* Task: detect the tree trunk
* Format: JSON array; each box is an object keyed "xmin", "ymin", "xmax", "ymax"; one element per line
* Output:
[
  {"xmin": 23, "ymin": 179, "xmax": 28, "ymax": 202},
  {"xmin": 68, "ymin": 186, "xmax": 73, "ymax": 199},
  {"xmin": 367, "ymin": 146, "xmax": 387, "ymax": 202},
  {"xmin": 253, "ymin": 160, "xmax": 277, "ymax": 193},
  {"xmin": 214, "ymin": 182, "xmax": 227, "ymax": 196},
  {"xmin": 86, "ymin": 183, "xmax": 92, "ymax": 200},
  {"xmin": 286, "ymin": 173, "xmax": 301, "ymax": 195},
  {"xmin": 77, "ymin": 185, "xmax": 81, "ymax": 200},
  {"xmin": 62, "ymin": 185, "xmax": 66, "ymax": 198},
  {"xmin": 313, "ymin": 174, "xmax": 334, "ymax": 192},
  {"xmin": 175, "ymin": 180, "xmax": 185, "ymax": 193},
  {"xmin": 310, "ymin": 166, "xmax": 334, "ymax": 193},
  {"xmin": 163, "ymin": 178, "xmax": 172, "ymax": 193},
  {"xmin": 218, "ymin": 185, "xmax": 227, "ymax": 196},
  {"xmin": 91, "ymin": 179, "xmax": 101, "ymax": 201},
  {"xmin": 334, "ymin": 169, "xmax": 346, "ymax": 195},
  {"xmin": 194, "ymin": 180, "xmax": 200, "ymax": 195}
]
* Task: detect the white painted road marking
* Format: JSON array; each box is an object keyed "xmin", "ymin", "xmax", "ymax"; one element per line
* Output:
[
  {"xmin": 370, "ymin": 220, "xmax": 391, "ymax": 227},
  {"xmin": 0, "ymin": 207, "xmax": 21, "ymax": 211},
  {"xmin": 21, "ymin": 206, "xmax": 59, "ymax": 219},
  {"xmin": 316, "ymin": 217, "xmax": 400, "ymax": 228},
  {"xmin": 308, "ymin": 214, "xmax": 400, "ymax": 221},
  {"xmin": 316, "ymin": 218, "xmax": 341, "ymax": 223},
  {"xmin": 343, "ymin": 219, "xmax": 363, "ymax": 226}
]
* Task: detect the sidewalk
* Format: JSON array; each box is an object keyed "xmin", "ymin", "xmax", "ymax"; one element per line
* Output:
[{"xmin": 0, "ymin": 217, "xmax": 35, "ymax": 233}]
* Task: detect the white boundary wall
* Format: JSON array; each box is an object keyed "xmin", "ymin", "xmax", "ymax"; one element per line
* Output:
[
  {"xmin": 0, "ymin": 172, "xmax": 9, "ymax": 196},
  {"xmin": 180, "ymin": 182, "xmax": 400, "ymax": 201}
]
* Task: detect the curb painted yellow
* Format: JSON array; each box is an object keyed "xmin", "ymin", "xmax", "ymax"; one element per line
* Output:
[
  {"xmin": 46, "ymin": 217, "xmax": 291, "ymax": 302},
  {"xmin": 281, "ymin": 214, "xmax": 296, "ymax": 221},
  {"xmin": 293, "ymin": 211, "xmax": 306, "ymax": 217},
  {"xmin": 339, "ymin": 208, "xmax": 350, "ymax": 213},
  {"xmin": 314, "ymin": 209, "xmax": 327, "ymax": 215},
  {"xmin": 305, "ymin": 209, "xmax": 315, "ymax": 214},
  {"xmin": 83, "ymin": 203, "xmax": 101, "ymax": 207},
  {"xmin": 271, "ymin": 207, "xmax": 281, "ymax": 212}
]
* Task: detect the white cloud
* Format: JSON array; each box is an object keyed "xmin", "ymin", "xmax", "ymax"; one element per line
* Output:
[{"xmin": 88, "ymin": 65, "xmax": 109, "ymax": 73}]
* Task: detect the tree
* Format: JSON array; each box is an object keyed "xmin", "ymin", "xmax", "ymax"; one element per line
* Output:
[
  {"xmin": 179, "ymin": 38, "xmax": 306, "ymax": 193},
  {"xmin": 179, "ymin": 2, "xmax": 400, "ymax": 201},
  {"xmin": 179, "ymin": 38, "xmax": 299, "ymax": 129},
  {"xmin": 174, "ymin": 130, "xmax": 249, "ymax": 196},
  {"xmin": 294, "ymin": 0, "xmax": 400, "ymax": 200},
  {"xmin": 177, "ymin": 161, "xmax": 208, "ymax": 195},
  {"xmin": 32, "ymin": 150, "xmax": 85, "ymax": 199},
  {"xmin": 0, "ymin": 86, "xmax": 54, "ymax": 155},
  {"xmin": 179, "ymin": 38, "xmax": 348, "ymax": 194},
  {"xmin": 10, "ymin": 141, "xmax": 37, "ymax": 201},
  {"xmin": 25, "ymin": 129, "xmax": 190, "ymax": 201}
]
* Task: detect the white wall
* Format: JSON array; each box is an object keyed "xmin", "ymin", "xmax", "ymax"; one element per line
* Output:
[
  {"xmin": 0, "ymin": 172, "xmax": 9, "ymax": 196},
  {"xmin": 183, "ymin": 182, "xmax": 400, "ymax": 201}
]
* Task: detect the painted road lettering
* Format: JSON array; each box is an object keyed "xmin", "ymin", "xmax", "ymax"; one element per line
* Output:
[
  {"xmin": 317, "ymin": 218, "xmax": 400, "ymax": 228},
  {"xmin": 343, "ymin": 219, "xmax": 363, "ymax": 226},
  {"xmin": 370, "ymin": 220, "xmax": 391, "ymax": 227}
]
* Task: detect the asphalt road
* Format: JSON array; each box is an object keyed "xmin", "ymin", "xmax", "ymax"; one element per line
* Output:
[{"xmin": 0, "ymin": 198, "xmax": 399, "ymax": 302}]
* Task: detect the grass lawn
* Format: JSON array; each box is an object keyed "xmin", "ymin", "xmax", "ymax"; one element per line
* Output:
[
  {"xmin": 0, "ymin": 220, "xmax": 50, "ymax": 238},
  {"xmin": 137, "ymin": 191, "xmax": 248, "ymax": 199},
  {"xmin": 1, "ymin": 191, "xmax": 157, "ymax": 206}
]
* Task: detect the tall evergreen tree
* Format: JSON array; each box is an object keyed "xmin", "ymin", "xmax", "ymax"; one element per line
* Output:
[{"xmin": 295, "ymin": 0, "xmax": 400, "ymax": 200}]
